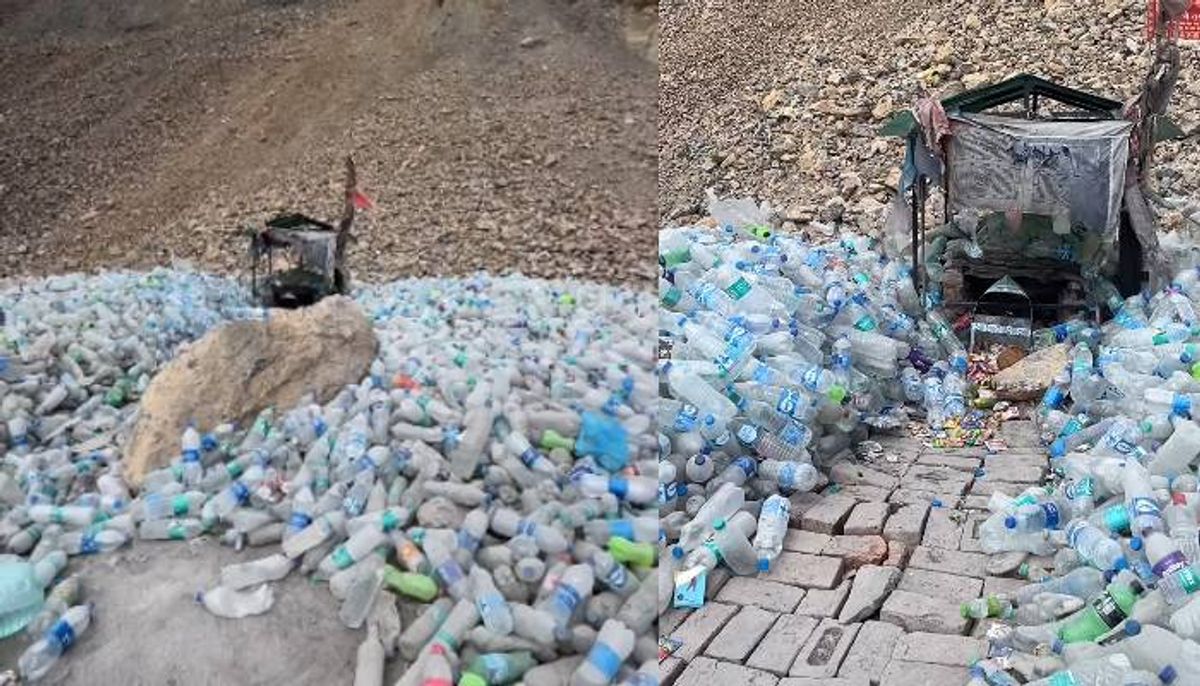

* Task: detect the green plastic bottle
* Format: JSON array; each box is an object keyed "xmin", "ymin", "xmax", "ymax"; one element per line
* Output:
[
  {"xmin": 381, "ymin": 565, "xmax": 438, "ymax": 602},
  {"xmin": 608, "ymin": 536, "xmax": 655, "ymax": 568},
  {"xmin": 466, "ymin": 651, "xmax": 536, "ymax": 685},
  {"xmin": 539, "ymin": 429, "xmax": 575, "ymax": 453},
  {"xmin": 1056, "ymin": 579, "xmax": 1144, "ymax": 644}
]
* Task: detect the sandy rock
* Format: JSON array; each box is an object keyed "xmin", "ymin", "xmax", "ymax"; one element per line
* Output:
[
  {"xmin": 989, "ymin": 343, "xmax": 1071, "ymax": 402},
  {"xmin": 123, "ymin": 297, "xmax": 378, "ymax": 487}
]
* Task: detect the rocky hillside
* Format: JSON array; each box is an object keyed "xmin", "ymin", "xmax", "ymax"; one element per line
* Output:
[
  {"xmin": 0, "ymin": 0, "xmax": 657, "ymax": 285},
  {"xmin": 659, "ymin": 0, "xmax": 1199, "ymax": 237}
]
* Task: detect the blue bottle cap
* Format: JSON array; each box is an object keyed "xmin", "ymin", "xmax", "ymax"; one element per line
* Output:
[
  {"xmin": 1124, "ymin": 619, "xmax": 1142, "ymax": 636},
  {"xmin": 1050, "ymin": 638, "xmax": 1064, "ymax": 655},
  {"xmin": 1131, "ymin": 537, "xmax": 1143, "ymax": 551},
  {"xmin": 671, "ymin": 546, "xmax": 684, "ymax": 560},
  {"xmin": 1004, "ymin": 516, "xmax": 1017, "ymax": 529},
  {"xmin": 1160, "ymin": 666, "xmax": 1177, "ymax": 684},
  {"xmin": 758, "ymin": 558, "xmax": 770, "ymax": 573}
]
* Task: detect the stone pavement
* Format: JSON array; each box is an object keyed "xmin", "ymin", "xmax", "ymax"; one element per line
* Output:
[{"xmin": 662, "ymin": 420, "xmax": 1047, "ymax": 686}]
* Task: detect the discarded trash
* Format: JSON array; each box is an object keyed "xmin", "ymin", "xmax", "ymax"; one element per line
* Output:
[
  {"xmin": 658, "ymin": 218, "xmax": 971, "ymax": 601},
  {"xmin": 0, "ymin": 269, "xmax": 656, "ymax": 682}
]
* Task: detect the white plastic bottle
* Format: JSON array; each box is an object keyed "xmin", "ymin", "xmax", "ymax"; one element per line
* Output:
[
  {"xmin": 752, "ymin": 494, "xmax": 790, "ymax": 572},
  {"xmin": 570, "ymin": 619, "xmax": 634, "ymax": 686},
  {"xmin": 18, "ymin": 604, "xmax": 94, "ymax": 681}
]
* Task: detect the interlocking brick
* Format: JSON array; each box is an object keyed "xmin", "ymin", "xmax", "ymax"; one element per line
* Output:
[
  {"xmin": 796, "ymin": 579, "xmax": 853, "ymax": 618},
  {"xmin": 882, "ymin": 502, "xmax": 930, "ymax": 546},
  {"xmin": 879, "ymin": 659, "xmax": 968, "ymax": 685},
  {"xmin": 661, "ymin": 608, "xmax": 691, "ymax": 636},
  {"xmin": 901, "ymin": 465, "xmax": 973, "ymax": 492},
  {"xmin": 668, "ymin": 602, "xmax": 739, "ymax": 662},
  {"xmin": 783, "ymin": 529, "xmax": 832, "ymax": 555},
  {"xmin": 839, "ymin": 620, "xmax": 905, "ymax": 683},
  {"xmin": 705, "ymin": 606, "xmax": 778, "ymax": 662},
  {"xmin": 921, "ymin": 508, "xmax": 963, "ymax": 550},
  {"xmin": 970, "ymin": 479, "xmax": 1037, "ymax": 497},
  {"xmin": 676, "ymin": 656, "xmax": 779, "ymax": 686},
  {"xmin": 908, "ymin": 546, "xmax": 989, "ymax": 579},
  {"xmin": 747, "ymin": 614, "xmax": 820, "ymax": 675},
  {"xmin": 802, "ymin": 495, "xmax": 858, "ymax": 534},
  {"xmin": 716, "ymin": 576, "xmax": 806, "ymax": 613},
  {"xmin": 780, "ymin": 678, "xmax": 869, "ymax": 686},
  {"xmin": 958, "ymin": 512, "xmax": 989, "ymax": 553},
  {"xmin": 787, "ymin": 492, "xmax": 830, "ymax": 527},
  {"xmin": 789, "ymin": 618, "xmax": 861, "ymax": 678},
  {"xmin": 661, "ymin": 657, "xmax": 685, "ymax": 686},
  {"xmin": 879, "ymin": 590, "xmax": 969, "ymax": 635},
  {"xmin": 821, "ymin": 535, "xmax": 887, "ymax": 569},
  {"xmin": 829, "ymin": 461, "xmax": 900, "ymax": 490},
  {"xmin": 897, "ymin": 568, "xmax": 983, "ymax": 602},
  {"xmin": 892, "ymin": 631, "xmax": 986, "ymax": 666},
  {"xmin": 834, "ymin": 483, "xmax": 894, "ymax": 504},
  {"xmin": 917, "ymin": 452, "xmax": 981, "ymax": 472},
  {"xmin": 979, "ymin": 461, "xmax": 1044, "ymax": 483},
  {"xmin": 887, "ymin": 488, "xmax": 961, "ymax": 508},
  {"xmin": 843, "ymin": 501, "xmax": 890, "ymax": 535},
  {"xmin": 764, "ymin": 552, "xmax": 844, "ymax": 590}
]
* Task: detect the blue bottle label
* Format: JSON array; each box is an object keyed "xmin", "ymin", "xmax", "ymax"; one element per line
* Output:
[
  {"xmin": 609, "ymin": 478, "xmax": 629, "ymax": 499},
  {"xmin": 436, "ymin": 559, "xmax": 465, "ymax": 587},
  {"xmin": 1042, "ymin": 502, "xmax": 1061, "ymax": 529},
  {"xmin": 49, "ymin": 620, "xmax": 76, "ymax": 651},
  {"xmin": 775, "ymin": 389, "xmax": 802, "ymax": 416},
  {"xmin": 553, "ymin": 583, "xmax": 582, "ymax": 617},
  {"xmin": 289, "ymin": 512, "xmax": 312, "ymax": 531},
  {"xmin": 586, "ymin": 643, "xmax": 623, "ymax": 681}
]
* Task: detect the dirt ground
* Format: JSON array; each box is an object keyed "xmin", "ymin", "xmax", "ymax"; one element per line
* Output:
[
  {"xmin": 0, "ymin": 538, "xmax": 443, "ymax": 684},
  {"xmin": 0, "ymin": 0, "xmax": 658, "ymax": 285}
]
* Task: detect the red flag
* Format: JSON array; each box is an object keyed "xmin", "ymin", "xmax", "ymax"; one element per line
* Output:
[{"xmin": 352, "ymin": 190, "xmax": 374, "ymax": 210}]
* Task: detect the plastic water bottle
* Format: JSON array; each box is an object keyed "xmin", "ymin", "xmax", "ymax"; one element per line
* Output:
[
  {"xmin": 18, "ymin": 603, "xmax": 93, "ymax": 681},
  {"xmin": 1017, "ymin": 567, "xmax": 1107, "ymax": 604},
  {"xmin": 1149, "ymin": 417, "xmax": 1200, "ymax": 477},
  {"xmin": 537, "ymin": 564, "xmax": 593, "ymax": 629},
  {"xmin": 1066, "ymin": 521, "xmax": 1129, "ymax": 572},
  {"xmin": 471, "ymin": 566, "xmax": 514, "ymax": 636},
  {"xmin": 1143, "ymin": 532, "xmax": 1200, "ymax": 605},
  {"xmin": 1027, "ymin": 654, "xmax": 1135, "ymax": 686},
  {"xmin": 1056, "ymin": 579, "xmax": 1144, "ymax": 644},
  {"xmin": 1124, "ymin": 461, "xmax": 1166, "ymax": 536},
  {"xmin": 677, "ymin": 483, "xmax": 744, "ymax": 551},
  {"xmin": 758, "ymin": 460, "xmax": 820, "ymax": 493},
  {"xmin": 1005, "ymin": 494, "xmax": 1073, "ymax": 533},
  {"xmin": 1165, "ymin": 500, "xmax": 1200, "ymax": 564},
  {"xmin": 570, "ymin": 619, "xmax": 634, "ymax": 686},
  {"xmin": 752, "ymin": 494, "xmax": 789, "ymax": 572}
]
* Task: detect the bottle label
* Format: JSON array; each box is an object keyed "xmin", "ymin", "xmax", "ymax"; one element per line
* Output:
[
  {"xmin": 80, "ymin": 534, "xmax": 99, "ymax": 555},
  {"xmin": 516, "ymin": 519, "xmax": 537, "ymax": 537},
  {"xmin": 436, "ymin": 559, "xmax": 465, "ymax": 587},
  {"xmin": 585, "ymin": 642, "xmax": 623, "ymax": 681},
  {"xmin": 49, "ymin": 620, "xmax": 76, "ymax": 652},
  {"xmin": 736, "ymin": 424, "xmax": 758, "ymax": 445},
  {"xmin": 604, "ymin": 562, "xmax": 629, "ymax": 589},
  {"xmin": 1065, "ymin": 478, "xmax": 1094, "ymax": 500},
  {"xmin": 733, "ymin": 457, "xmax": 756, "ymax": 478},
  {"xmin": 1177, "ymin": 567, "xmax": 1200, "ymax": 595},
  {"xmin": 1091, "ymin": 591, "xmax": 1127, "ymax": 629},
  {"xmin": 1129, "ymin": 497, "xmax": 1162, "ymax": 522},
  {"xmin": 778, "ymin": 423, "xmax": 805, "ymax": 446},
  {"xmin": 381, "ymin": 510, "xmax": 401, "ymax": 532},
  {"xmin": 456, "ymin": 528, "xmax": 479, "ymax": 551},
  {"xmin": 724, "ymin": 277, "xmax": 751, "ymax": 300},
  {"xmin": 778, "ymin": 463, "xmax": 798, "ymax": 489},
  {"xmin": 673, "ymin": 405, "xmax": 699, "ymax": 433},
  {"xmin": 331, "ymin": 546, "xmax": 354, "ymax": 570},
  {"xmin": 1174, "ymin": 394, "xmax": 1193, "ymax": 418},
  {"xmin": 1041, "ymin": 502, "xmax": 1061, "ymax": 529},
  {"xmin": 519, "ymin": 447, "xmax": 542, "ymax": 469},
  {"xmin": 800, "ymin": 368, "xmax": 822, "ymax": 392},
  {"xmin": 1048, "ymin": 672, "xmax": 1080, "ymax": 686},
  {"xmin": 776, "ymin": 389, "xmax": 802, "ymax": 416},
  {"xmin": 553, "ymin": 583, "xmax": 583, "ymax": 617},
  {"xmin": 479, "ymin": 653, "xmax": 509, "ymax": 682}
]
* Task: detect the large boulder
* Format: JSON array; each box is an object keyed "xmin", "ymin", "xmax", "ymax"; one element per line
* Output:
[
  {"xmin": 989, "ymin": 343, "xmax": 1071, "ymax": 402},
  {"xmin": 123, "ymin": 296, "xmax": 378, "ymax": 487}
]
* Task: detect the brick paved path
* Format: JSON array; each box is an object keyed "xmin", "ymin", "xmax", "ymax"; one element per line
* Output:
[{"xmin": 661, "ymin": 420, "xmax": 1048, "ymax": 686}]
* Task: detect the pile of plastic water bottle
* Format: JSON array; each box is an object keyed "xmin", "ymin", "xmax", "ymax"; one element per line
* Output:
[
  {"xmin": 656, "ymin": 201, "xmax": 971, "ymax": 607},
  {"xmin": 960, "ymin": 268, "xmax": 1200, "ymax": 685},
  {"xmin": 0, "ymin": 268, "xmax": 659, "ymax": 686}
]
